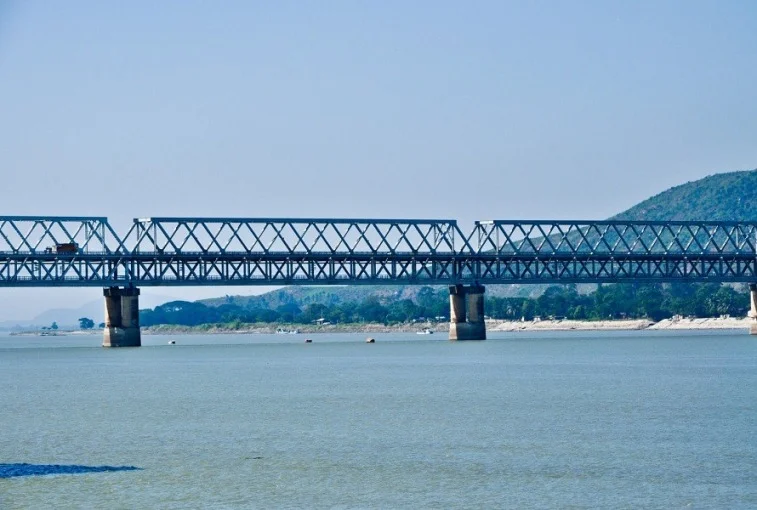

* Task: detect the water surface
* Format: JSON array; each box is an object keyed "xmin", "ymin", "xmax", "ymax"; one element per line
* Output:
[{"xmin": 1, "ymin": 330, "xmax": 755, "ymax": 508}]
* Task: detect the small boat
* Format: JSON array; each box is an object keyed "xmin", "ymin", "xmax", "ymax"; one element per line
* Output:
[
  {"xmin": 416, "ymin": 328, "xmax": 434, "ymax": 335},
  {"xmin": 305, "ymin": 339, "xmax": 312, "ymax": 343},
  {"xmin": 168, "ymin": 340, "xmax": 176, "ymax": 345},
  {"xmin": 365, "ymin": 337, "xmax": 375, "ymax": 343}
]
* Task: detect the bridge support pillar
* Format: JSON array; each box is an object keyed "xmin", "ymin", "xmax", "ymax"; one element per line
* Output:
[
  {"xmin": 749, "ymin": 284, "xmax": 757, "ymax": 335},
  {"xmin": 449, "ymin": 284, "xmax": 486, "ymax": 340},
  {"xmin": 102, "ymin": 287, "xmax": 141, "ymax": 347}
]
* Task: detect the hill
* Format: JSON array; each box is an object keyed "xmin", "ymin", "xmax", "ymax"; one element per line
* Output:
[
  {"xmin": 199, "ymin": 284, "xmax": 546, "ymax": 310},
  {"xmin": 611, "ymin": 169, "xmax": 757, "ymax": 222}
]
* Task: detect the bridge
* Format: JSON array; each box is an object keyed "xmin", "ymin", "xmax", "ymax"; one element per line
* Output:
[{"xmin": 1, "ymin": 216, "xmax": 756, "ymax": 344}]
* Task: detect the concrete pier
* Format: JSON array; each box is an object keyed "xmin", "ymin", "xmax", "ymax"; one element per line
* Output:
[
  {"xmin": 750, "ymin": 284, "xmax": 757, "ymax": 335},
  {"xmin": 449, "ymin": 284, "xmax": 486, "ymax": 340},
  {"xmin": 102, "ymin": 286, "xmax": 141, "ymax": 347}
]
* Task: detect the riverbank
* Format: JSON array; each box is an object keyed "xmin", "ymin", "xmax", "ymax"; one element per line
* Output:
[
  {"xmin": 488, "ymin": 319, "xmax": 653, "ymax": 332},
  {"xmin": 135, "ymin": 316, "xmax": 757, "ymax": 334},
  {"xmin": 121, "ymin": 316, "xmax": 757, "ymax": 334},
  {"xmin": 487, "ymin": 316, "xmax": 755, "ymax": 332},
  {"xmin": 6, "ymin": 316, "xmax": 755, "ymax": 336},
  {"xmin": 141, "ymin": 323, "xmax": 422, "ymax": 335}
]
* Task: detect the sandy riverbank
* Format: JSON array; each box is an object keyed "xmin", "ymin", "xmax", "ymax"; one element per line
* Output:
[
  {"xmin": 6, "ymin": 317, "xmax": 755, "ymax": 336},
  {"xmin": 648, "ymin": 316, "xmax": 755, "ymax": 330},
  {"xmin": 487, "ymin": 319, "xmax": 653, "ymax": 332},
  {"xmin": 144, "ymin": 317, "xmax": 756, "ymax": 335},
  {"xmin": 138, "ymin": 323, "xmax": 424, "ymax": 335},
  {"xmin": 488, "ymin": 316, "xmax": 755, "ymax": 332}
]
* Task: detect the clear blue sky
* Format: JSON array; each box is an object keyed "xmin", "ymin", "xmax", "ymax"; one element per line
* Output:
[{"xmin": 0, "ymin": 1, "xmax": 755, "ymax": 321}]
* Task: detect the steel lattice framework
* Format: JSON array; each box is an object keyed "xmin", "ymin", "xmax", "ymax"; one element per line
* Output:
[{"xmin": 0, "ymin": 216, "xmax": 755, "ymax": 287}]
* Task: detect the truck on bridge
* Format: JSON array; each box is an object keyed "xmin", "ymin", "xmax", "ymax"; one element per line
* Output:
[{"xmin": 44, "ymin": 242, "xmax": 79, "ymax": 254}]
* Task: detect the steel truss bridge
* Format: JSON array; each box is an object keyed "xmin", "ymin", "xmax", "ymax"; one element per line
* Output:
[{"xmin": 0, "ymin": 216, "xmax": 756, "ymax": 287}]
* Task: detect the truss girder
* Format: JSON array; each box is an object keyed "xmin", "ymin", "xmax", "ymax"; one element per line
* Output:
[
  {"xmin": 0, "ymin": 217, "xmax": 755, "ymax": 286},
  {"xmin": 126, "ymin": 218, "xmax": 468, "ymax": 256},
  {"xmin": 0, "ymin": 216, "xmax": 121, "ymax": 254},
  {"xmin": 473, "ymin": 221, "xmax": 757, "ymax": 256}
]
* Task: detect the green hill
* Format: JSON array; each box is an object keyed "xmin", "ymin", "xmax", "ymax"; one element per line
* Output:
[
  {"xmin": 199, "ymin": 284, "xmax": 544, "ymax": 310},
  {"xmin": 611, "ymin": 169, "xmax": 757, "ymax": 222}
]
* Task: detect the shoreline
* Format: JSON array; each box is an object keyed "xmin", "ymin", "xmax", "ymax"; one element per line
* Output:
[
  {"xmin": 6, "ymin": 316, "xmax": 755, "ymax": 336},
  {"xmin": 488, "ymin": 316, "xmax": 755, "ymax": 332}
]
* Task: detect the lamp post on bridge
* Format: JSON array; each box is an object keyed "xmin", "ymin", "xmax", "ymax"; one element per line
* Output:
[{"xmin": 749, "ymin": 283, "xmax": 757, "ymax": 336}]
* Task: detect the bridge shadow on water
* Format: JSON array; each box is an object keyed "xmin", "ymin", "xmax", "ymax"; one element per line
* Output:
[{"xmin": 0, "ymin": 463, "xmax": 141, "ymax": 479}]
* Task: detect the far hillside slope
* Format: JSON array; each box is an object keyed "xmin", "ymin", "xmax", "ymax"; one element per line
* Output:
[
  {"xmin": 611, "ymin": 169, "xmax": 757, "ymax": 221},
  {"xmin": 199, "ymin": 284, "xmax": 544, "ymax": 310}
]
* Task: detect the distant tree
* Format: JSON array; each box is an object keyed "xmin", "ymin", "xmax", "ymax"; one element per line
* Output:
[
  {"xmin": 98, "ymin": 322, "xmax": 106, "ymax": 328},
  {"xmin": 276, "ymin": 303, "xmax": 302, "ymax": 322},
  {"xmin": 78, "ymin": 317, "xmax": 95, "ymax": 330},
  {"xmin": 416, "ymin": 286, "xmax": 437, "ymax": 310},
  {"xmin": 255, "ymin": 309, "xmax": 281, "ymax": 323},
  {"xmin": 568, "ymin": 304, "xmax": 588, "ymax": 320},
  {"xmin": 386, "ymin": 299, "xmax": 421, "ymax": 323},
  {"xmin": 356, "ymin": 296, "xmax": 389, "ymax": 323},
  {"xmin": 51, "ymin": 322, "xmax": 58, "ymax": 330},
  {"xmin": 300, "ymin": 303, "xmax": 329, "ymax": 323},
  {"xmin": 520, "ymin": 300, "xmax": 535, "ymax": 321}
]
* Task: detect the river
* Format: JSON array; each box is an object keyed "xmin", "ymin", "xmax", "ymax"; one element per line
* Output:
[{"xmin": 1, "ymin": 330, "xmax": 755, "ymax": 508}]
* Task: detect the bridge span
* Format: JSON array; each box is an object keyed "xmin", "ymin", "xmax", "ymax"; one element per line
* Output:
[{"xmin": 1, "ymin": 216, "xmax": 756, "ymax": 344}]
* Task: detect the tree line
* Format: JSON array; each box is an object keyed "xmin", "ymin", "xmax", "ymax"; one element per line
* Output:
[{"xmin": 138, "ymin": 283, "xmax": 749, "ymax": 327}]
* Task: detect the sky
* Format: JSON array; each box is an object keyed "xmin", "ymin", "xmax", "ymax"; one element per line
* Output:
[{"xmin": 0, "ymin": 1, "xmax": 756, "ymax": 321}]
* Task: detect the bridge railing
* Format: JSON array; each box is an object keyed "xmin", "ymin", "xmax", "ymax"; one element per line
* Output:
[
  {"xmin": 123, "ymin": 217, "xmax": 471, "ymax": 255},
  {"xmin": 472, "ymin": 220, "xmax": 757, "ymax": 256},
  {"xmin": 0, "ymin": 216, "xmax": 123, "ymax": 254}
]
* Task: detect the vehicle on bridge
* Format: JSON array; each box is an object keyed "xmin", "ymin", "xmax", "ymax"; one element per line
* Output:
[{"xmin": 44, "ymin": 242, "xmax": 79, "ymax": 254}]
